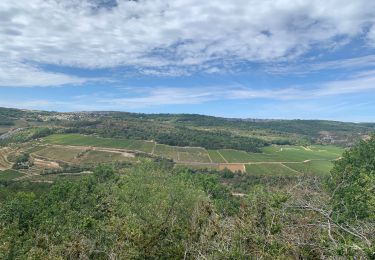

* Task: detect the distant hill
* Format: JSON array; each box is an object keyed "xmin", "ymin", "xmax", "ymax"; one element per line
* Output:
[{"xmin": 1, "ymin": 107, "xmax": 374, "ymax": 148}]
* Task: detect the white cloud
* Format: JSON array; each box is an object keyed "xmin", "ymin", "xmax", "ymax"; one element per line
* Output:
[
  {"xmin": 1, "ymin": 0, "xmax": 375, "ymax": 76},
  {"xmin": 80, "ymin": 70, "xmax": 375, "ymax": 108},
  {"xmin": 368, "ymin": 25, "xmax": 375, "ymax": 46},
  {"xmin": 2, "ymin": 70, "xmax": 375, "ymax": 114},
  {"xmin": 266, "ymin": 55, "xmax": 375, "ymax": 74},
  {"xmin": 0, "ymin": 61, "xmax": 91, "ymax": 87}
]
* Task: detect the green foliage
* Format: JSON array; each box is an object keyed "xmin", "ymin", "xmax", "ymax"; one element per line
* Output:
[
  {"xmin": 328, "ymin": 135, "xmax": 375, "ymax": 222},
  {"xmin": 175, "ymin": 168, "xmax": 240, "ymax": 215},
  {"xmin": 93, "ymin": 164, "xmax": 115, "ymax": 182},
  {"xmin": 0, "ymin": 162, "xmax": 372, "ymax": 259},
  {"xmin": 0, "ymin": 163, "xmax": 214, "ymax": 258},
  {"xmin": 0, "ymin": 127, "xmax": 54, "ymax": 146}
]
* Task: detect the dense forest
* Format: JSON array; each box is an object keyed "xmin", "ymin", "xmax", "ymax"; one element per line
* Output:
[{"xmin": 0, "ymin": 135, "xmax": 374, "ymax": 258}]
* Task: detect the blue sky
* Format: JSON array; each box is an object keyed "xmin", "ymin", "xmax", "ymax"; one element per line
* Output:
[{"xmin": 1, "ymin": 0, "xmax": 375, "ymax": 122}]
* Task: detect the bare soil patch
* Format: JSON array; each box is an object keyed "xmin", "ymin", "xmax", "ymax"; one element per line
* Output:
[{"xmin": 219, "ymin": 163, "xmax": 246, "ymax": 173}]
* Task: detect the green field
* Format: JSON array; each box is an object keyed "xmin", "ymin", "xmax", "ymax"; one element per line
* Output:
[
  {"xmin": 155, "ymin": 144, "xmax": 211, "ymax": 162},
  {"xmin": 154, "ymin": 144, "xmax": 178, "ymax": 161},
  {"xmin": 34, "ymin": 146, "xmax": 87, "ymax": 162},
  {"xmin": 43, "ymin": 134, "xmax": 154, "ymax": 153},
  {"xmin": 208, "ymin": 150, "xmax": 227, "ymax": 163},
  {"xmin": 33, "ymin": 145, "xmax": 136, "ymax": 165},
  {"xmin": 176, "ymin": 147, "xmax": 211, "ymax": 163},
  {"xmin": 284, "ymin": 160, "xmax": 335, "ymax": 176},
  {"xmin": 219, "ymin": 145, "xmax": 343, "ymax": 163},
  {"xmin": 245, "ymin": 164, "xmax": 299, "ymax": 176},
  {"xmin": 78, "ymin": 150, "xmax": 136, "ymax": 164},
  {"xmin": 0, "ymin": 169, "xmax": 24, "ymax": 181}
]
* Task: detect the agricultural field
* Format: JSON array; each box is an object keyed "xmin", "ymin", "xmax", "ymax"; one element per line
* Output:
[
  {"xmin": 33, "ymin": 145, "xmax": 136, "ymax": 165},
  {"xmin": 208, "ymin": 150, "xmax": 227, "ymax": 163},
  {"xmin": 245, "ymin": 163, "xmax": 299, "ymax": 176},
  {"xmin": 218, "ymin": 145, "xmax": 342, "ymax": 163},
  {"xmin": 176, "ymin": 147, "xmax": 211, "ymax": 163},
  {"xmin": 283, "ymin": 160, "xmax": 335, "ymax": 176},
  {"xmin": 40, "ymin": 134, "xmax": 343, "ymax": 176},
  {"xmin": 154, "ymin": 144, "xmax": 178, "ymax": 161},
  {"xmin": 43, "ymin": 134, "xmax": 155, "ymax": 153},
  {"xmin": 34, "ymin": 145, "xmax": 87, "ymax": 162},
  {"xmin": 154, "ymin": 144, "xmax": 211, "ymax": 163},
  {"xmin": 78, "ymin": 150, "xmax": 136, "ymax": 165}
]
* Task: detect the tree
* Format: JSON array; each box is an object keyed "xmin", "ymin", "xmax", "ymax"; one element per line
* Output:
[{"xmin": 328, "ymin": 135, "xmax": 375, "ymax": 222}]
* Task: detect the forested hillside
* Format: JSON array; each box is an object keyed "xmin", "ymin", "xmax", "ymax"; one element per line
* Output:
[{"xmin": 1, "ymin": 107, "xmax": 374, "ymax": 150}]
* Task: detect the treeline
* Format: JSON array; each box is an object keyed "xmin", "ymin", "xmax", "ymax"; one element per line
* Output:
[
  {"xmin": 173, "ymin": 114, "xmax": 375, "ymax": 138},
  {"xmin": 153, "ymin": 127, "xmax": 268, "ymax": 152},
  {"xmin": 62, "ymin": 122, "xmax": 268, "ymax": 152}
]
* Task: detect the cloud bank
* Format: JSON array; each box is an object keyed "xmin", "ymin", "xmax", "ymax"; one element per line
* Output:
[{"xmin": 1, "ymin": 0, "xmax": 375, "ymax": 85}]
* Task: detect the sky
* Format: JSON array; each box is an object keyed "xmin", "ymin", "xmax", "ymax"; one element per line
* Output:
[{"xmin": 1, "ymin": 0, "xmax": 375, "ymax": 121}]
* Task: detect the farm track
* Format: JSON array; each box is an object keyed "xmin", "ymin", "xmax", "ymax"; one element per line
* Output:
[
  {"xmin": 207, "ymin": 152, "xmax": 213, "ymax": 163},
  {"xmin": 176, "ymin": 159, "xmax": 332, "ymax": 166},
  {"xmin": 49, "ymin": 144, "xmax": 142, "ymax": 156},
  {"xmin": 216, "ymin": 151, "xmax": 228, "ymax": 163},
  {"xmin": 151, "ymin": 142, "xmax": 156, "ymax": 155},
  {"xmin": 280, "ymin": 163, "xmax": 302, "ymax": 175}
]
